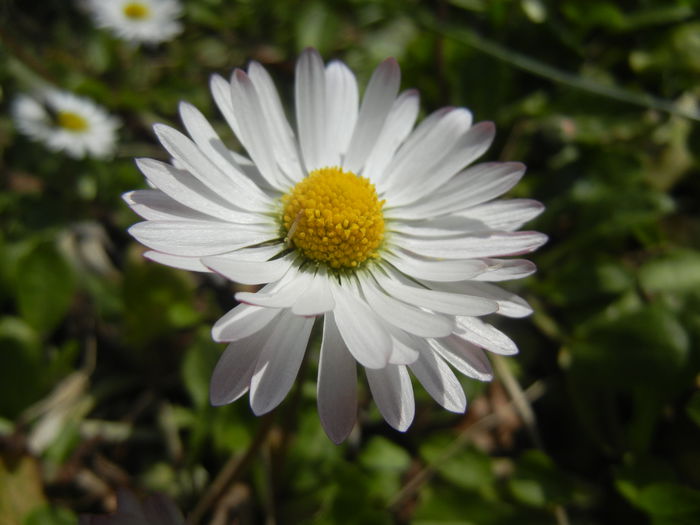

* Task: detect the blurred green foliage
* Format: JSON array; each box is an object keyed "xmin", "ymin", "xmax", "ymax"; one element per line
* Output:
[{"xmin": 1, "ymin": 0, "xmax": 699, "ymax": 523}]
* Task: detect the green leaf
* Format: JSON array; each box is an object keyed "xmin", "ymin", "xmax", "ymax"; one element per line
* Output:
[
  {"xmin": 122, "ymin": 257, "xmax": 201, "ymax": 347},
  {"xmin": 412, "ymin": 484, "xmax": 543, "ymax": 525},
  {"xmin": 448, "ymin": 0, "xmax": 486, "ymax": 12},
  {"xmin": 359, "ymin": 436, "xmax": 411, "ymax": 471},
  {"xmin": 181, "ymin": 331, "xmax": 220, "ymax": 409},
  {"xmin": 626, "ymin": 482, "xmax": 700, "ymax": 524},
  {"xmin": 23, "ymin": 505, "xmax": 77, "ymax": 525},
  {"xmin": 357, "ymin": 436, "xmax": 411, "ymax": 501},
  {"xmin": 615, "ymin": 458, "xmax": 678, "ymax": 504},
  {"xmin": 294, "ymin": 2, "xmax": 341, "ymax": 54},
  {"xmin": 420, "ymin": 437, "xmax": 493, "ymax": 491},
  {"xmin": 0, "ymin": 320, "xmax": 43, "ymax": 418},
  {"xmin": 571, "ymin": 305, "xmax": 690, "ymax": 391},
  {"xmin": 15, "ymin": 242, "xmax": 76, "ymax": 335},
  {"xmin": 640, "ymin": 250, "xmax": 700, "ymax": 294},
  {"xmin": 509, "ymin": 478, "xmax": 546, "ymax": 507},
  {"xmin": 561, "ymin": 1, "xmax": 626, "ymax": 31},
  {"xmin": 508, "ymin": 450, "xmax": 574, "ymax": 508}
]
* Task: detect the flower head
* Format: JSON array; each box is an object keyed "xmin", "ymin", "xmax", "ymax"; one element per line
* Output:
[
  {"xmin": 13, "ymin": 89, "xmax": 119, "ymax": 159},
  {"xmin": 86, "ymin": 0, "xmax": 183, "ymax": 44},
  {"xmin": 125, "ymin": 49, "xmax": 547, "ymax": 443}
]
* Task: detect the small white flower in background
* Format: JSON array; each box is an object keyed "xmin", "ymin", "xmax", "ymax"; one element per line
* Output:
[
  {"xmin": 12, "ymin": 89, "xmax": 119, "ymax": 159},
  {"xmin": 125, "ymin": 49, "xmax": 547, "ymax": 443},
  {"xmin": 85, "ymin": 0, "xmax": 183, "ymax": 44}
]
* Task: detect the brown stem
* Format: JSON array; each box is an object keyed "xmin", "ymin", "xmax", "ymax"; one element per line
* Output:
[{"xmin": 187, "ymin": 411, "xmax": 276, "ymax": 525}]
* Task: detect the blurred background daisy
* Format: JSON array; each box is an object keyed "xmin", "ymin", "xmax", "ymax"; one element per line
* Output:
[
  {"xmin": 84, "ymin": 0, "xmax": 183, "ymax": 44},
  {"xmin": 12, "ymin": 89, "xmax": 120, "ymax": 159}
]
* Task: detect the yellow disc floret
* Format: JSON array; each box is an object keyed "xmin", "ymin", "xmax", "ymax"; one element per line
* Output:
[
  {"xmin": 282, "ymin": 167, "xmax": 385, "ymax": 269},
  {"xmin": 56, "ymin": 111, "xmax": 89, "ymax": 132},
  {"xmin": 123, "ymin": 2, "xmax": 151, "ymax": 19}
]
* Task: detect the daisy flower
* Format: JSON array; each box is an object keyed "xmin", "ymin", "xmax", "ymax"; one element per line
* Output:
[
  {"xmin": 85, "ymin": 0, "xmax": 183, "ymax": 44},
  {"xmin": 13, "ymin": 89, "xmax": 119, "ymax": 159},
  {"xmin": 125, "ymin": 49, "xmax": 547, "ymax": 443}
]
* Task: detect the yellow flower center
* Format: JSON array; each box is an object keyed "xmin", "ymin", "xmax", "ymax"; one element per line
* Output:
[
  {"xmin": 281, "ymin": 167, "xmax": 385, "ymax": 269},
  {"xmin": 56, "ymin": 111, "xmax": 89, "ymax": 132},
  {"xmin": 123, "ymin": 2, "xmax": 151, "ymax": 19}
]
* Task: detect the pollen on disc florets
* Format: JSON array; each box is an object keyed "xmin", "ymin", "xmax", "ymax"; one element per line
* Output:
[
  {"xmin": 56, "ymin": 111, "xmax": 89, "ymax": 132},
  {"xmin": 123, "ymin": 2, "xmax": 151, "ymax": 19},
  {"xmin": 281, "ymin": 167, "xmax": 386, "ymax": 270}
]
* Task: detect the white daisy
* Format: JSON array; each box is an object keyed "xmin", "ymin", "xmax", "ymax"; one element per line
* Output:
[
  {"xmin": 12, "ymin": 89, "xmax": 120, "ymax": 159},
  {"xmin": 125, "ymin": 49, "xmax": 547, "ymax": 443},
  {"xmin": 85, "ymin": 0, "xmax": 183, "ymax": 44}
]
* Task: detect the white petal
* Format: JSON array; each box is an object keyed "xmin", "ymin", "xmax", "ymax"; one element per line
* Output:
[
  {"xmin": 153, "ymin": 123, "xmax": 271, "ymax": 212},
  {"xmin": 235, "ymin": 268, "xmax": 314, "ymax": 308},
  {"xmin": 123, "ymin": 189, "xmax": 216, "ymax": 221},
  {"xmin": 389, "ymin": 215, "xmax": 486, "ymax": 237},
  {"xmin": 248, "ymin": 61, "xmax": 303, "ymax": 183},
  {"xmin": 384, "ymin": 249, "xmax": 487, "ymax": 282},
  {"xmin": 365, "ymin": 89, "xmax": 419, "ymax": 188},
  {"xmin": 358, "ymin": 273, "xmax": 454, "ymax": 337},
  {"xmin": 430, "ymin": 280, "xmax": 533, "ymax": 318},
  {"xmin": 394, "ymin": 162, "xmax": 526, "ymax": 219},
  {"xmin": 227, "ymin": 149, "xmax": 274, "ymax": 192},
  {"xmin": 453, "ymin": 162, "xmax": 526, "ymax": 207},
  {"xmin": 459, "ymin": 199, "xmax": 545, "ymax": 231},
  {"xmin": 390, "ymin": 121, "xmax": 496, "ymax": 207},
  {"xmin": 210, "ymin": 329, "xmax": 268, "ymax": 406},
  {"xmin": 344, "ymin": 58, "xmax": 401, "ymax": 173},
  {"xmin": 318, "ymin": 315, "xmax": 357, "ymax": 444},
  {"xmin": 473, "ymin": 259, "xmax": 537, "ymax": 282},
  {"xmin": 397, "ymin": 107, "xmax": 469, "ymax": 159},
  {"xmin": 128, "ymin": 220, "xmax": 275, "ymax": 256},
  {"xmin": 382, "ymin": 108, "xmax": 472, "ymax": 195},
  {"xmin": 330, "ymin": 280, "xmax": 392, "ymax": 369},
  {"xmin": 429, "ymin": 335, "xmax": 494, "ymax": 381},
  {"xmin": 135, "ymin": 158, "xmax": 263, "ymax": 223},
  {"xmin": 144, "ymin": 251, "xmax": 210, "ymax": 272},
  {"xmin": 373, "ymin": 269, "xmax": 499, "ymax": 316},
  {"xmin": 387, "ymin": 328, "xmax": 423, "ymax": 365},
  {"xmin": 410, "ymin": 348, "xmax": 467, "ymax": 412},
  {"xmin": 210, "ymin": 74, "xmax": 242, "ymax": 138},
  {"xmin": 292, "ymin": 268, "xmax": 335, "ymax": 316},
  {"xmin": 295, "ymin": 48, "xmax": 332, "ymax": 171},
  {"xmin": 455, "ymin": 317, "xmax": 519, "ymax": 355},
  {"xmin": 212, "ymin": 303, "xmax": 283, "ymax": 342},
  {"xmin": 325, "ymin": 60, "xmax": 359, "ymax": 159},
  {"xmin": 395, "ymin": 231, "xmax": 548, "ymax": 259},
  {"xmin": 230, "ymin": 70, "xmax": 287, "ymax": 189},
  {"xmin": 178, "ymin": 101, "xmax": 277, "ymax": 199},
  {"xmin": 150, "ymin": 244, "xmax": 280, "ymax": 277},
  {"xmin": 203, "ymin": 254, "xmax": 294, "ymax": 285},
  {"xmin": 227, "ymin": 244, "xmax": 286, "ymax": 261},
  {"xmin": 366, "ymin": 365, "xmax": 414, "ymax": 432},
  {"xmin": 249, "ymin": 311, "xmax": 314, "ymax": 414}
]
